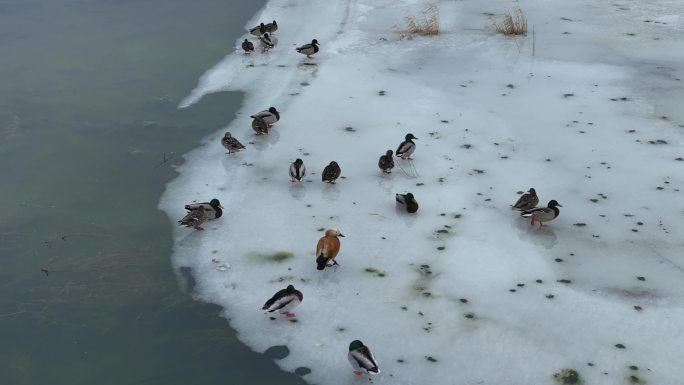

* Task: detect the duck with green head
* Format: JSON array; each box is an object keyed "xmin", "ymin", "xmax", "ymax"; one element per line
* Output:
[
  {"xmin": 348, "ymin": 340, "xmax": 380, "ymax": 376},
  {"xmin": 262, "ymin": 284, "xmax": 303, "ymax": 318},
  {"xmin": 179, "ymin": 199, "xmax": 223, "ymax": 230},
  {"xmin": 396, "ymin": 192, "xmax": 418, "ymax": 213},
  {"xmin": 521, "ymin": 199, "xmax": 562, "ymax": 227}
]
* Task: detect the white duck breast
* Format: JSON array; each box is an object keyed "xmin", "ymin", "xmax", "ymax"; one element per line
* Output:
[
  {"xmin": 348, "ymin": 347, "xmax": 380, "ymax": 374},
  {"xmin": 260, "ymin": 33, "xmax": 277, "ymax": 49},
  {"xmin": 396, "ymin": 140, "xmax": 416, "ymax": 158},
  {"xmin": 289, "ymin": 160, "xmax": 306, "ymax": 181}
]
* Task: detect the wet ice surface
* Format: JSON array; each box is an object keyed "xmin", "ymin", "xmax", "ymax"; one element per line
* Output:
[{"xmin": 160, "ymin": 0, "xmax": 684, "ymax": 384}]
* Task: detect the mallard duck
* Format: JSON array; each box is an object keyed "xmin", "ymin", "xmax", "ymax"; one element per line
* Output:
[
  {"xmin": 249, "ymin": 22, "xmax": 266, "ymax": 36},
  {"xmin": 264, "ymin": 20, "xmax": 278, "ymax": 33},
  {"xmin": 259, "ymin": 32, "xmax": 277, "ymax": 50},
  {"xmin": 396, "ymin": 193, "xmax": 418, "ymax": 213},
  {"xmin": 250, "ymin": 107, "xmax": 280, "ymax": 127},
  {"xmin": 241, "ymin": 39, "xmax": 254, "ymax": 53},
  {"xmin": 179, "ymin": 199, "xmax": 223, "ymax": 230},
  {"xmin": 316, "ymin": 228, "xmax": 344, "ymax": 270},
  {"xmin": 295, "ymin": 39, "xmax": 319, "ymax": 58},
  {"xmin": 322, "ymin": 161, "xmax": 341, "ymax": 183},
  {"xmin": 378, "ymin": 149, "xmax": 394, "ymax": 173},
  {"xmin": 521, "ymin": 200, "xmax": 562, "ymax": 227},
  {"xmin": 221, "ymin": 132, "xmax": 246, "ymax": 153},
  {"xmin": 251, "ymin": 117, "xmax": 268, "ymax": 135},
  {"xmin": 289, "ymin": 158, "xmax": 306, "ymax": 182},
  {"xmin": 512, "ymin": 188, "xmax": 539, "ymax": 210},
  {"xmin": 262, "ymin": 284, "xmax": 303, "ymax": 318},
  {"xmin": 178, "ymin": 205, "xmax": 208, "ymax": 230},
  {"xmin": 396, "ymin": 133, "xmax": 418, "ymax": 159},
  {"xmin": 348, "ymin": 340, "xmax": 380, "ymax": 376}
]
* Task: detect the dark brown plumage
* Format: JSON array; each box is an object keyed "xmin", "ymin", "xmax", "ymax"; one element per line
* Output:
[
  {"xmin": 378, "ymin": 149, "xmax": 394, "ymax": 173},
  {"xmin": 512, "ymin": 188, "xmax": 539, "ymax": 210},
  {"xmin": 322, "ymin": 161, "xmax": 341, "ymax": 183},
  {"xmin": 241, "ymin": 39, "xmax": 254, "ymax": 53}
]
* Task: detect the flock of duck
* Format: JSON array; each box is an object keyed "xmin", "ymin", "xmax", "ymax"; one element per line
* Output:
[{"xmin": 177, "ymin": 17, "xmax": 562, "ymax": 378}]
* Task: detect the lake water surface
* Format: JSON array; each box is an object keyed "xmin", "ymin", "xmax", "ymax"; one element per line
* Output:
[{"xmin": 0, "ymin": 1, "xmax": 306, "ymax": 384}]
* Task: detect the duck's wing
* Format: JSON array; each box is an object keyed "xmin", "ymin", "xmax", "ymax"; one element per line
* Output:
[{"xmin": 349, "ymin": 347, "xmax": 379, "ymax": 373}]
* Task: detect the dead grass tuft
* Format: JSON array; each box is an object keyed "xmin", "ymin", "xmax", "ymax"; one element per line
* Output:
[
  {"xmin": 404, "ymin": 4, "xmax": 440, "ymax": 36},
  {"xmin": 492, "ymin": 8, "xmax": 528, "ymax": 36}
]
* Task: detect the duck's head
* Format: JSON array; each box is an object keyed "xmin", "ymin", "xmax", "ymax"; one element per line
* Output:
[
  {"xmin": 263, "ymin": 32, "xmax": 270, "ymax": 38},
  {"xmin": 329, "ymin": 161, "xmax": 339, "ymax": 167},
  {"xmin": 386, "ymin": 149, "xmax": 393, "ymax": 157},
  {"xmin": 548, "ymin": 200, "xmax": 562, "ymax": 208},
  {"xmin": 325, "ymin": 228, "xmax": 345, "ymax": 237},
  {"xmin": 405, "ymin": 133, "xmax": 418, "ymax": 140},
  {"xmin": 286, "ymin": 284, "xmax": 296, "ymax": 292},
  {"xmin": 295, "ymin": 158, "xmax": 303, "ymax": 165},
  {"xmin": 209, "ymin": 199, "xmax": 223, "ymax": 209},
  {"xmin": 349, "ymin": 340, "xmax": 364, "ymax": 351},
  {"xmin": 272, "ymin": 20, "xmax": 277, "ymax": 25},
  {"xmin": 224, "ymin": 132, "xmax": 232, "ymax": 138},
  {"xmin": 405, "ymin": 192, "xmax": 415, "ymax": 201},
  {"xmin": 268, "ymin": 106, "xmax": 278, "ymax": 114},
  {"xmin": 528, "ymin": 188, "xmax": 536, "ymax": 194},
  {"xmin": 312, "ymin": 39, "xmax": 319, "ymax": 45}
]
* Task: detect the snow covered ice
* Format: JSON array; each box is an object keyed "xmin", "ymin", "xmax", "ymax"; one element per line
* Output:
[{"xmin": 159, "ymin": 0, "xmax": 684, "ymax": 384}]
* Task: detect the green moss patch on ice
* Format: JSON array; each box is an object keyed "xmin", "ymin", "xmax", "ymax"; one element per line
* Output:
[{"xmin": 249, "ymin": 251, "xmax": 295, "ymax": 263}]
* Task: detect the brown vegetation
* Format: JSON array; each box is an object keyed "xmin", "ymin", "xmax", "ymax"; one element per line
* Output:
[
  {"xmin": 492, "ymin": 8, "xmax": 527, "ymax": 36},
  {"xmin": 404, "ymin": 4, "xmax": 440, "ymax": 36}
]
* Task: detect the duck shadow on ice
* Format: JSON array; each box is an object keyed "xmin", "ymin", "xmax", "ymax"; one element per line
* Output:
[
  {"xmin": 394, "ymin": 206, "xmax": 418, "ymax": 228},
  {"xmin": 321, "ymin": 183, "xmax": 341, "ymax": 202},
  {"xmin": 375, "ymin": 173, "xmax": 395, "ymax": 194},
  {"xmin": 289, "ymin": 182, "xmax": 307, "ymax": 200},
  {"xmin": 250, "ymin": 128, "xmax": 281, "ymax": 151},
  {"xmin": 297, "ymin": 60, "xmax": 318, "ymax": 71},
  {"xmin": 513, "ymin": 216, "xmax": 558, "ymax": 249}
]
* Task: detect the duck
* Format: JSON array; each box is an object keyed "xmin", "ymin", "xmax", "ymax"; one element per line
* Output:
[
  {"xmin": 178, "ymin": 204, "xmax": 208, "ymax": 230},
  {"xmin": 262, "ymin": 284, "xmax": 303, "ymax": 318},
  {"xmin": 295, "ymin": 39, "xmax": 319, "ymax": 58},
  {"xmin": 264, "ymin": 20, "xmax": 278, "ymax": 33},
  {"xmin": 241, "ymin": 38, "xmax": 255, "ymax": 53},
  {"xmin": 378, "ymin": 149, "xmax": 395, "ymax": 173},
  {"xmin": 321, "ymin": 161, "xmax": 341, "ymax": 183},
  {"xmin": 221, "ymin": 132, "xmax": 246, "ymax": 153},
  {"xmin": 251, "ymin": 117, "xmax": 269, "ymax": 135},
  {"xmin": 396, "ymin": 193, "xmax": 419, "ymax": 213},
  {"xmin": 179, "ymin": 199, "xmax": 223, "ymax": 230},
  {"xmin": 396, "ymin": 133, "xmax": 418, "ymax": 159},
  {"xmin": 347, "ymin": 340, "xmax": 380, "ymax": 376},
  {"xmin": 521, "ymin": 200, "xmax": 562, "ymax": 227},
  {"xmin": 316, "ymin": 228, "xmax": 344, "ymax": 270},
  {"xmin": 259, "ymin": 32, "xmax": 277, "ymax": 50},
  {"xmin": 289, "ymin": 158, "xmax": 306, "ymax": 182},
  {"xmin": 249, "ymin": 22, "xmax": 266, "ymax": 36},
  {"xmin": 250, "ymin": 107, "xmax": 280, "ymax": 127},
  {"xmin": 512, "ymin": 188, "xmax": 539, "ymax": 210}
]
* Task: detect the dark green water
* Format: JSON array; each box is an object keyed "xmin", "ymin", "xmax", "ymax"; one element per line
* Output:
[{"xmin": 0, "ymin": 1, "xmax": 306, "ymax": 384}]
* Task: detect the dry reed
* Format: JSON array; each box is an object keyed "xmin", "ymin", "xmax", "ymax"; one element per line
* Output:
[
  {"xmin": 492, "ymin": 7, "xmax": 528, "ymax": 36},
  {"xmin": 404, "ymin": 4, "xmax": 440, "ymax": 36}
]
